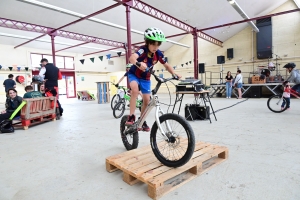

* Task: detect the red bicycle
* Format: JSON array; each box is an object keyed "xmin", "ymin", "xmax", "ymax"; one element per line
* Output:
[{"xmin": 267, "ymin": 88, "xmax": 299, "ymax": 113}]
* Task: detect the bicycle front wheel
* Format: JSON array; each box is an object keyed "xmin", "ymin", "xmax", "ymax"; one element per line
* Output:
[
  {"xmin": 267, "ymin": 94, "xmax": 287, "ymax": 113},
  {"xmin": 113, "ymin": 102, "xmax": 125, "ymax": 119},
  {"xmin": 111, "ymin": 94, "xmax": 121, "ymax": 110},
  {"xmin": 150, "ymin": 113, "xmax": 195, "ymax": 168}
]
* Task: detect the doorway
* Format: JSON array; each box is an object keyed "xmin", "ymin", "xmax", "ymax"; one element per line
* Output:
[{"xmin": 32, "ymin": 71, "xmax": 76, "ymax": 98}]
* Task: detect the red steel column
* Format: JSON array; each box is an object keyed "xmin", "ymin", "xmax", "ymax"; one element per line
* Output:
[
  {"xmin": 126, "ymin": 5, "xmax": 131, "ymax": 88},
  {"xmin": 193, "ymin": 28, "xmax": 198, "ymax": 79},
  {"xmin": 50, "ymin": 35, "xmax": 56, "ymax": 66}
]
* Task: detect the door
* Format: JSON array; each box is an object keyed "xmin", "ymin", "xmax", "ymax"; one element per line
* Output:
[
  {"xmin": 65, "ymin": 75, "xmax": 75, "ymax": 98},
  {"xmin": 110, "ymin": 76, "xmax": 117, "ymax": 96}
]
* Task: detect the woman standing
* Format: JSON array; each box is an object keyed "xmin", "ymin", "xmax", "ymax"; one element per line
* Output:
[
  {"xmin": 225, "ymin": 71, "xmax": 233, "ymax": 98},
  {"xmin": 0, "ymin": 88, "xmax": 23, "ymax": 121},
  {"xmin": 233, "ymin": 70, "xmax": 243, "ymax": 99}
]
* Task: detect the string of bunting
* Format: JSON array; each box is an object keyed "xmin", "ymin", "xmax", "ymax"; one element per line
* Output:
[{"xmin": 79, "ymin": 52, "xmax": 123, "ymax": 65}]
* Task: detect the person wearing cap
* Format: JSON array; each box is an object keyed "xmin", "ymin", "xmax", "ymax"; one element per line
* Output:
[{"xmin": 283, "ymin": 63, "xmax": 300, "ymax": 94}]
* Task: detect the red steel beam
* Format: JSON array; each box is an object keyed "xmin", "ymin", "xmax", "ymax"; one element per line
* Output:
[
  {"xmin": 0, "ymin": 18, "xmax": 124, "ymax": 48},
  {"xmin": 132, "ymin": 32, "xmax": 189, "ymax": 47},
  {"xmin": 199, "ymin": 8, "xmax": 300, "ymax": 31},
  {"xmin": 83, "ymin": 47, "xmax": 124, "ymax": 56},
  {"xmin": 12, "ymin": 3, "xmax": 120, "ymax": 49},
  {"xmin": 116, "ymin": 0, "xmax": 222, "ymax": 47},
  {"xmin": 56, "ymin": 41, "xmax": 90, "ymax": 52}
]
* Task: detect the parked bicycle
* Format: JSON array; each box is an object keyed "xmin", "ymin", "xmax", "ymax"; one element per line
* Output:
[
  {"xmin": 110, "ymin": 83, "xmax": 127, "ymax": 110},
  {"xmin": 120, "ymin": 71, "xmax": 195, "ymax": 168}
]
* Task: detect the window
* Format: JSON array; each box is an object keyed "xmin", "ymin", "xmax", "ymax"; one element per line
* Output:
[
  {"xmin": 30, "ymin": 53, "xmax": 74, "ymax": 70},
  {"xmin": 65, "ymin": 57, "xmax": 74, "ymax": 69},
  {"xmin": 55, "ymin": 56, "xmax": 64, "ymax": 69},
  {"xmin": 42, "ymin": 55, "xmax": 53, "ymax": 63},
  {"xmin": 31, "ymin": 54, "xmax": 42, "ymax": 68}
]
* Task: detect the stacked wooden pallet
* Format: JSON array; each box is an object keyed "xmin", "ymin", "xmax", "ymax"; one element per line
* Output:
[{"xmin": 106, "ymin": 141, "xmax": 228, "ymax": 199}]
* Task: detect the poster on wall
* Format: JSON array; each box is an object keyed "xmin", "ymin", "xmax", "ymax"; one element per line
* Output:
[{"xmin": 81, "ymin": 77, "xmax": 84, "ymax": 81}]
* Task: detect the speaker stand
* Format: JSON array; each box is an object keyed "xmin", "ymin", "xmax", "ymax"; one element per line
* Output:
[{"xmin": 219, "ymin": 64, "xmax": 224, "ymax": 84}]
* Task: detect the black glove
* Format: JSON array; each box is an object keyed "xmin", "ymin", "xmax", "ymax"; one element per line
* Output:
[{"xmin": 115, "ymin": 84, "xmax": 119, "ymax": 88}]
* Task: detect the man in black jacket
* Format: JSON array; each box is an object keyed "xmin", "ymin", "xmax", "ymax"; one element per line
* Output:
[
  {"xmin": 39, "ymin": 58, "xmax": 62, "ymax": 90},
  {"xmin": 39, "ymin": 58, "xmax": 63, "ymax": 116}
]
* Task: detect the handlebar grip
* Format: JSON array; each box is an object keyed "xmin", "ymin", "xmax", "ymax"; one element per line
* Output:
[{"xmin": 172, "ymin": 74, "xmax": 179, "ymax": 80}]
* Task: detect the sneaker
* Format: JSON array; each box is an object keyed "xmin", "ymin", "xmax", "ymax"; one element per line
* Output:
[
  {"xmin": 281, "ymin": 107, "xmax": 284, "ymax": 111},
  {"xmin": 125, "ymin": 115, "xmax": 135, "ymax": 125},
  {"xmin": 287, "ymin": 108, "xmax": 290, "ymax": 110},
  {"xmin": 142, "ymin": 121, "xmax": 150, "ymax": 132}
]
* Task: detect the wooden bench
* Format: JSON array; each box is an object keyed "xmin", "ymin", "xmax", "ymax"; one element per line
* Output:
[{"xmin": 12, "ymin": 97, "xmax": 57, "ymax": 130}]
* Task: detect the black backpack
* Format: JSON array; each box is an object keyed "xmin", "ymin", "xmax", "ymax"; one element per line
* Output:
[{"xmin": 0, "ymin": 119, "xmax": 14, "ymax": 133}]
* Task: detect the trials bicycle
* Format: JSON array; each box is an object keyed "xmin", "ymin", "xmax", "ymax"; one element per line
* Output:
[
  {"xmin": 267, "ymin": 85, "xmax": 300, "ymax": 113},
  {"xmin": 120, "ymin": 71, "xmax": 195, "ymax": 168}
]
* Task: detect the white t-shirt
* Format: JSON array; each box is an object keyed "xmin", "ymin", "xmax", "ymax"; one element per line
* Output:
[{"xmin": 234, "ymin": 74, "xmax": 243, "ymax": 84}]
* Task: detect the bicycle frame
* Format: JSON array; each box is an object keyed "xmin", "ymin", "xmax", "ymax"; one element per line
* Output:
[{"xmin": 135, "ymin": 94, "xmax": 172, "ymax": 140}]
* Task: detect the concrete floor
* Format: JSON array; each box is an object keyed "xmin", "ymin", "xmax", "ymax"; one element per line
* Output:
[{"xmin": 0, "ymin": 94, "xmax": 299, "ymax": 200}]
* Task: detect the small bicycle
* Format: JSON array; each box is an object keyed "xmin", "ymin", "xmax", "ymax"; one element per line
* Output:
[
  {"xmin": 120, "ymin": 72, "xmax": 195, "ymax": 168},
  {"xmin": 267, "ymin": 86, "xmax": 299, "ymax": 113},
  {"xmin": 110, "ymin": 83, "xmax": 127, "ymax": 110},
  {"xmin": 111, "ymin": 84, "xmax": 143, "ymax": 118}
]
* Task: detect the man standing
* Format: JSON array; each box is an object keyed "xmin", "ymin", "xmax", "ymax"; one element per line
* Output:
[
  {"xmin": 3, "ymin": 74, "xmax": 16, "ymax": 93},
  {"xmin": 39, "ymin": 58, "xmax": 63, "ymax": 117},
  {"xmin": 39, "ymin": 58, "xmax": 62, "ymax": 91}
]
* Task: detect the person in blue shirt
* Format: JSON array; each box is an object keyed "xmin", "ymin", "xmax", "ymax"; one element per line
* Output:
[{"xmin": 126, "ymin": 27, "xmax": 181, "ymax": 131}]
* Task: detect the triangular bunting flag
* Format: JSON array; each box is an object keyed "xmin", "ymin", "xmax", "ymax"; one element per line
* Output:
[
  {"xmin": 80, "ymin": 59, "xmax": 85, "ymax": 65},
  {"xmin": 189, "ymin": 61, "xmax": 192, "ymax": 64},
  {"xmin": 99, "ymin": 56, "xmax": 103, "ymax": 61},
  {"xmin": 117, "ymin": 52, "xmax": 122, "ymax": 57},
  {"xmin": 173, "ymin": 66, "xmax": 176, "ymax": 69},
  {"xmin": 90, "ymin": 57, "xmax": 95, "ymax": 63},
  {"xmin": 161, "ymin": 69, "xmax": 164, "ymax": 72},
  {"xmin": 106, "ymin": 54, "xmax": 111, "ymax": 60},
  {"xmin": 181, "ymin": 64, "xmax": 184, "ymax": 67},
  {"xmin": 186, "ymin": 62, "xmax": 188, "ymax": 65}
]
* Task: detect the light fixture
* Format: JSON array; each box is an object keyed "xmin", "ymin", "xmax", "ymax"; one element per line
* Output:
[
  {"xmin": 0, "ymin": 32, "xmax": 125, "ymax": 53},
  {"xmin": 17, "ymin": 0, "xmax": 190, "ymax": 48},
  {"xmin": 227, "ymin": 0, "xmax": 259, "ymax": 32}
]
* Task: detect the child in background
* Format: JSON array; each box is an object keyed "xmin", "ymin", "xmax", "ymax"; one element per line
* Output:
[{"xmin": 281, "ymin": 81, "xmax": 291, "ymax": 110}]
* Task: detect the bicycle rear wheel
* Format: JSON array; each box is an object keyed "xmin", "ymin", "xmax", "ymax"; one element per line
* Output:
[
  {"xmin": 120, "ymin": 115, "xmax": 139, "ymax": 150},
  {"xmin": 111, "ymin": 94, "xmax": 121, "ymax": 110},
  {"xmin": 150, "ymin": 113, "xmax": 195, "ymax": 168},
  {"xmin": 113, "ymin": 102, "xmax": 125, "ymax": 119},
  {"xmin": 267, "ymin": 94, "xmax": 287, "ymax": 113}
]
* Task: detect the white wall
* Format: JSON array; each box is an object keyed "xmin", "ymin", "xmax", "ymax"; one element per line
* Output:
[{"xmin": 0, "ymin": 43, "xmax": 127, "ymax": 100}]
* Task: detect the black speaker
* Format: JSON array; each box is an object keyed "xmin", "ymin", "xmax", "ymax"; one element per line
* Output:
[
  {"xmin": 256, "ymin": 17, "xmax": 272, "ymax": 59},
  {"xmin": 217, "ymin": 56, "xmax": 225, "ymax": 64},
  {"xmin": 246, "ymin": 86, "xmax": 262, "ymax": 98},
  {"xmin": 185, "ymin": 104, "xmax": 210, "ymax": 121},
  {"xmin": 199, "ymin": 63, "xmax": 205, "ymax": 74},
  {"xmin": 227, "ymin": 48, "xmax": 233, "ymax": 59}
]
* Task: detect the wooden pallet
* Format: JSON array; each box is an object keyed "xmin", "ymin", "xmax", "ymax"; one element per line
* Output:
[{"xmin": 106, "ymin": 141, "xmax": 228, "ymax": 199}]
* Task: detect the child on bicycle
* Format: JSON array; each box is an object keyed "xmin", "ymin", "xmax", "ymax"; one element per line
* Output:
[
  {"xmin": 283, "ymin": 62, "xmax": 300, "ymax": 95},
  {"xmin": 281, "ymin": 81, "xmax": 291, "ymax": 110},
  {"xmin": 126, "ymin": 27, "xmax": 181, "ymax": 131}
]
